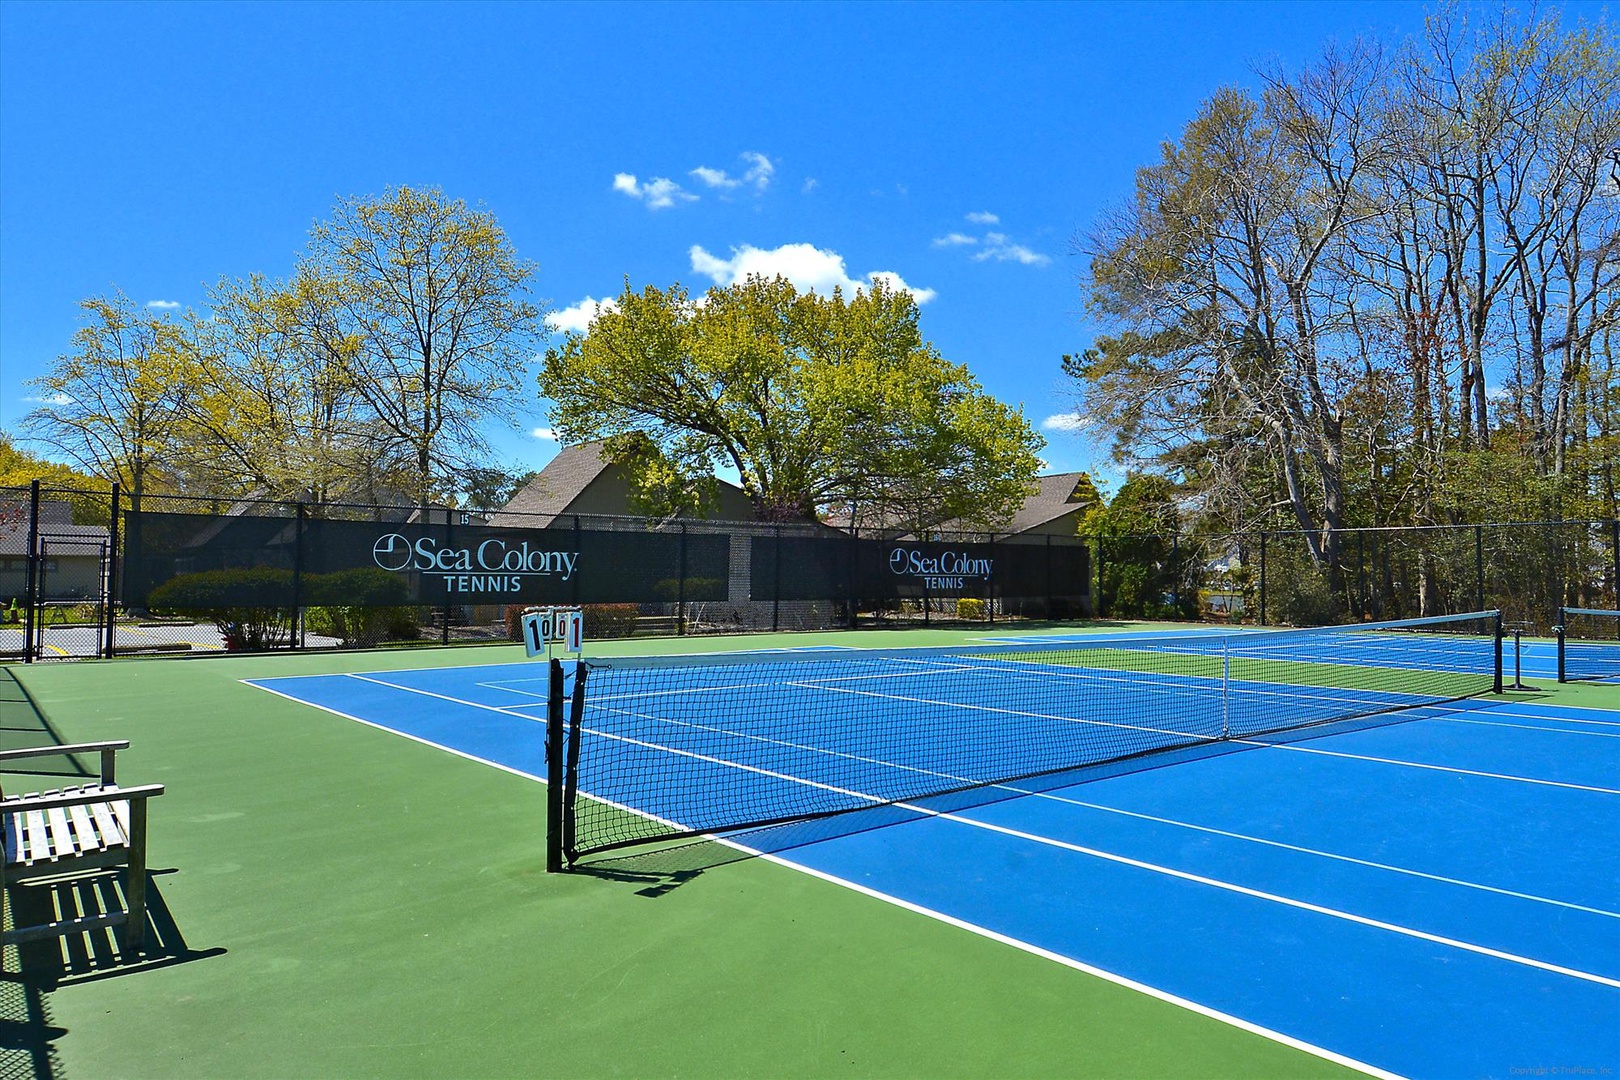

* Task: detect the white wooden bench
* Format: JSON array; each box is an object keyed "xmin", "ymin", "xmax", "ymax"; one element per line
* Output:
[{"xmin": 0, "ymin": 741, "xmax": 165, "ymax": 955}]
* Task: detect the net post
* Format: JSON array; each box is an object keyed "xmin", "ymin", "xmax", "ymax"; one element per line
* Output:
[
  {"xmin": 545, "ymin": 658, "xmax": 566, "ymax": 873},
  {"xmin": 1220, "ymin": 638, "xmax": 1230, "ymax": 738},
  {"xmin": 1492, "ymin": 611, "xmax": 1503, "ymax": 694},
  {"xmin": 1556, "ymin": 606, "xmax": 1567, "ymax": 683},
  {"xmin": 562, "ymin": 660, "xmax": 587, "ymax": 865}
]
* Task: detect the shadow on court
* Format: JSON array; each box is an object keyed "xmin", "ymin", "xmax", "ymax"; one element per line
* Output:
[
  {"xmin": 0, "ymin": 673, "xmax": 83, "ymax": 782},
  {"xmin": 0, "ymin": 869, "xmax": 225, "ymax": 1080}
]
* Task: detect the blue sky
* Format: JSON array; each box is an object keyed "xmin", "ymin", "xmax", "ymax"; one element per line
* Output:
[{"xmin": 2, "ymin": 0, "xmax": 1596, "ymax": 490}]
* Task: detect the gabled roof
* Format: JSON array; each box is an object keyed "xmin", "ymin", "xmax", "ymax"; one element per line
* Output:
[
  {"xmin": 824, "ymin": 473, "xmax": 1097, "ymax": 538},
  {"xmin": 493, "ymin": 441, "xmax": 615, "ymax": 526},
  {"xmin": 1002, "ymin": 472, "xmax": 1096, "ymax": 534}
]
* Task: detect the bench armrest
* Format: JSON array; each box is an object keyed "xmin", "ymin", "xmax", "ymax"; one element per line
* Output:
[
  {"xmin": 0, "ymin": 741, "xmax": 129, "ymax": 763},
  {"xmin": 0, "ymin": 741, "xmax": 132, "ymax": 784},
  {"xmin": 2, "ymin": 784, "xmax": 165, "ymax": 814}
]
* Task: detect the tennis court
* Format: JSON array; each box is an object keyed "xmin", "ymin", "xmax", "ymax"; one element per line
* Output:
[{"xmin": 245, "ymin": 616, "xmax": 1620, "ymax": 1078}]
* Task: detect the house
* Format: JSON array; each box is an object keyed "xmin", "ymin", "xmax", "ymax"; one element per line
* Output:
[
  {"xmin": 998, "ymin": 472, "xmax": 1098, "ymax": 537},
  {"xmin": 822, "ymin": 472, "xmax": 1099, "ymax": 540},
  {"xmin": 0, "ymin": 499, "xmax": 110, "ymax": 602},
  {"xmin": 491, "ymin": 440, "xmax": 760, "ymax": 526}
]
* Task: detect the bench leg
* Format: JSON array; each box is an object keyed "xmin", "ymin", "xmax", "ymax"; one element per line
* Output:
[{"xmin": 122, "ymin": 800, "xmax": 148, "ymax": 954}]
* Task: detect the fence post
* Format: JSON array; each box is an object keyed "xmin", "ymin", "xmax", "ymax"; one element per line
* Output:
[
  {"xmin": 1611, "ymin": 519, "xmax": 1619, "ymax": 610},
  {"xmin": 441, "ymin": 509, "xmax": 452, "ymax": 646},
  {"xmin": 572, "ymin": 515, "xmax": 582, "ymax": 607},
  {"xmin": 677, "ymin": 522, "xmax": 687, "ymax": 636},
  {"xmin": 987, "ymin": 534, "xmax": 996, "ymax": 626},
  {"xmin": 22, "ymin": 480, "xmax": 40, "ymax": 663},
  {"xmin": 772, "ymin": 525, "xmax": 781, "ymax": 633},
  {"xmin": 847, "ymin": 529, "xmax": 859, "ymax": 630},
  {"xmin": 105, "ymin": 482, "xmax": 121, "ymax": 659},
  {"xmin": 292, "ymin": 502, "xmax": 306, "ymax": 650},
  {"xmin": 1258, "ymin": 532, "xmax": 1268, "ymax": 626},
  {"xmin": 1095, "ymin": 537, "xmax": 1105, "ymax": 619},
  {"xmin": 1171, "ymin": 531, "xmax": 1180, "ymax": 617},
  {"xmin": 1474, "ymin": 525, "xmax": 1484, "ymax": 614},
  {"xmin": 1045, "ymin": 534, "xmax": 1053, "ymax": 619}
]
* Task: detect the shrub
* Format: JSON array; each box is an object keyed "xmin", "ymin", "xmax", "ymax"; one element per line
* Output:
[
  {"xmin": 305, "ymin": 605, "xmax": 421, "ymax": 647},
  {"xmin": 585, "ymin": 604, "xmax": 640, "ymax": 638},
  {"xmin": 146, "ymin": 568, "xmax": 296, "ymax": 650},
  {"xmin": 302, "ymin": 568, "xmax": 418, "ymax": 646},
  {"xmin": 504, "ymin": 603, "xmax": 642, "ymax": 642},
  {"xmin": 955, "ymin": 597, "xmax": 987, "ymax": 620}
]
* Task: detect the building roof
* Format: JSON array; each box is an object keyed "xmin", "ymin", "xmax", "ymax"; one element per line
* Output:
[
  {"xmin": 492, "ymin": 441, "xmax": 617, "ymax": 526},
  {"xmin": 824, "ymin": 472, "xmax": 1097, "ymax": 538},
  {"xmin": 1001, "ymin": 472, "xmax": 1096, "ymax": 534},
  {"xmin": 0, "ymin": 499, "xmax": 110, "ymax": 556}
]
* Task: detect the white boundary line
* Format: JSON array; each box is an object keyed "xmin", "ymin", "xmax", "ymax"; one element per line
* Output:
[
  {"xmin": 240, "ymin": 675, "xmax": 1404, "ymax": 1077},
  {"xmin": 1241, "ymin": 741, "xmax": 1620, "ymax": 795},
  {"xmin": 241, "ymin": 672, "xmax": 1620, "ymax": 1075}
]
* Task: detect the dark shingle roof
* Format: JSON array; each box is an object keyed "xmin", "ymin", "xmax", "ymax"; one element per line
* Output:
[
  {"xmin": 1002, "ymin": 472, "xmax": 1095, "ymax": 534},
  {"xmin": 491, "ymin": 441, "xmax": 615, "ymax": 526}
]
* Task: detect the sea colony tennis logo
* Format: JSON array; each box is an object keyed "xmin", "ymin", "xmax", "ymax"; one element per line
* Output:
[
  {"xmin": 888, "ymin": 547, "xmax": 992, "ymax": 590},
  {"xmin": 371, "ymin": 533, "xmax": 578, "ymax": 593}
]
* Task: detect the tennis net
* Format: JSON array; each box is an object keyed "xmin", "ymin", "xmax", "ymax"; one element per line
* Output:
[
  {"xmin": 1558, "ymin": 607, "xmax": 1620, "ymax": 683},
  {"xmin": 548, "ymin": 610, "xmax": 1502, "ymax": 866}
]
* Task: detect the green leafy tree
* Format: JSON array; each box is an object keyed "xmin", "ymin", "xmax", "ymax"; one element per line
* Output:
[
  {"xmin": 540, "ymin": 275, "xmax": 1043, "ymax": 528},
  {"xmin": 0, "ymin": 435, "xmax": 108, "ymax": 523},
  {"xmin": 1080, "ymin": 474, "xmax": 1202, "ymax": 619}
]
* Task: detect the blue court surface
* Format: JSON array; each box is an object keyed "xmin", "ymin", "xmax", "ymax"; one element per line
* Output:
[{"xmin": 249, "ymin": 643, "xmax": 1620, "ymax": 1079}]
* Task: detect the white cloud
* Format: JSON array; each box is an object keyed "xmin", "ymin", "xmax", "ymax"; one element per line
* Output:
[
  {"xmin": 22, "ymin": 393, "xmax": 74, "ymax": 407},
  {"xmin": 801, "ymin": 177, "xmax": 819, "ymax": 194},
  {"xmin": 689, "ymin": 243, "xmax": 936, "ymax": 304},
  {"xmin": 547, "ymin": 296, "xmax": 619, "ymax": 334},
  {"xmin": 932, "ymin": 232, "xmax": 978, "ymax": 248},
  {"xmin": 740, "ymin": 151, "xmax": 774, "ymax": 191},
  {"xmin": 145, "ymin": 299, "xmax": 181, "ymax": 309},
  {"xmin": 966, "ymin": 211, "xmax": 1000, "ymax": 225},
  {"xmin": 1041, "ymin": 412, "xmax": 1091, "ymax": 434},
  {"xmin": 531, "ymin": 428, "xmax": 559, "ymax": 441},
  {"xmin": 613, "ymin": 172, "xmax": 696, "ymax": 210},
  {"xmin": 689, "ymin": 152, "xmax": 776, "ymax": 194},
  {"xmin": 690, "ymin": 166, "xmax": 739, "ymax": 190},
  {"xmin": 972, "ymin": 233, "xmax": 1051, "ymax": 266}
]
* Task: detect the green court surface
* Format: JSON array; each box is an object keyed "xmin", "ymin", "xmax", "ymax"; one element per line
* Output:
[{"xmin": 0, "ymin": 625, "xmax": 1602, "ymax": 1079}]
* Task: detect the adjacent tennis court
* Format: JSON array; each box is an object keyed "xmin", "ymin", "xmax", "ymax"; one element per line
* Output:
[{"xmin": 246, "ymin": 616, "xmax": 1620, "ymax": 1078}]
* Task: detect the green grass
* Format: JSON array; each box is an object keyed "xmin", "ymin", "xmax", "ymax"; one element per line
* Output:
[{"xmin": 5, "ymin": 623, "xmax": 1595, "ymax": 1078}]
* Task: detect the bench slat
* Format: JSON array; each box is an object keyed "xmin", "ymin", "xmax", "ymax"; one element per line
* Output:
[
  {"xmin": 88, "ymin": 800, "xmax": 126, "ymax": 848},
  {"xmin": 46, "ymin": 805, "xmax": 75, "ymax": 860},
  {"xmin": 66, "ymin": 802, "xmax": 96, "ymax": 850},
  {"xmin": 22, "ymin": 809, "xmax": 47, "ymax": 863}
]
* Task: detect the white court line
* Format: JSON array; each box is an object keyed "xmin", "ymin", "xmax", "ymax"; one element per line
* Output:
[
  {"xmin": 589, "ymin": 702, "xmax": 1614, "ymax": 919},
  {"xmin": 1476, "ymin": 710, "xmax": 1620, "ymax": 730},
  {"xmin": 743, "ymin": 845, "xmax": 1405, "ymax": 1078},
  {"xmin": 571, "ymin": 718, "xmax": 1620, "ymax": 989},
  {"xmin": 1242, "ymin": 741, "xmax": 1620, "ymax": 795},
  {"xmin": 242, "ymin": 672, "xmax": 1610, "ymax": 1074},
  {"xmin": 1030, "ymin": 794, "xmax": 1620, "ymax": 919},
  {"xmin": 917, "ymin": 805, "xmax": 1620, "ymax": 989},
  {"xmin": 1441, "ymin": 717, "xmax": 1620, "ymax": 739},
  {"xmin": 313, "ymin": 685, "xmax": 1403, "ymax": 1080}
]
